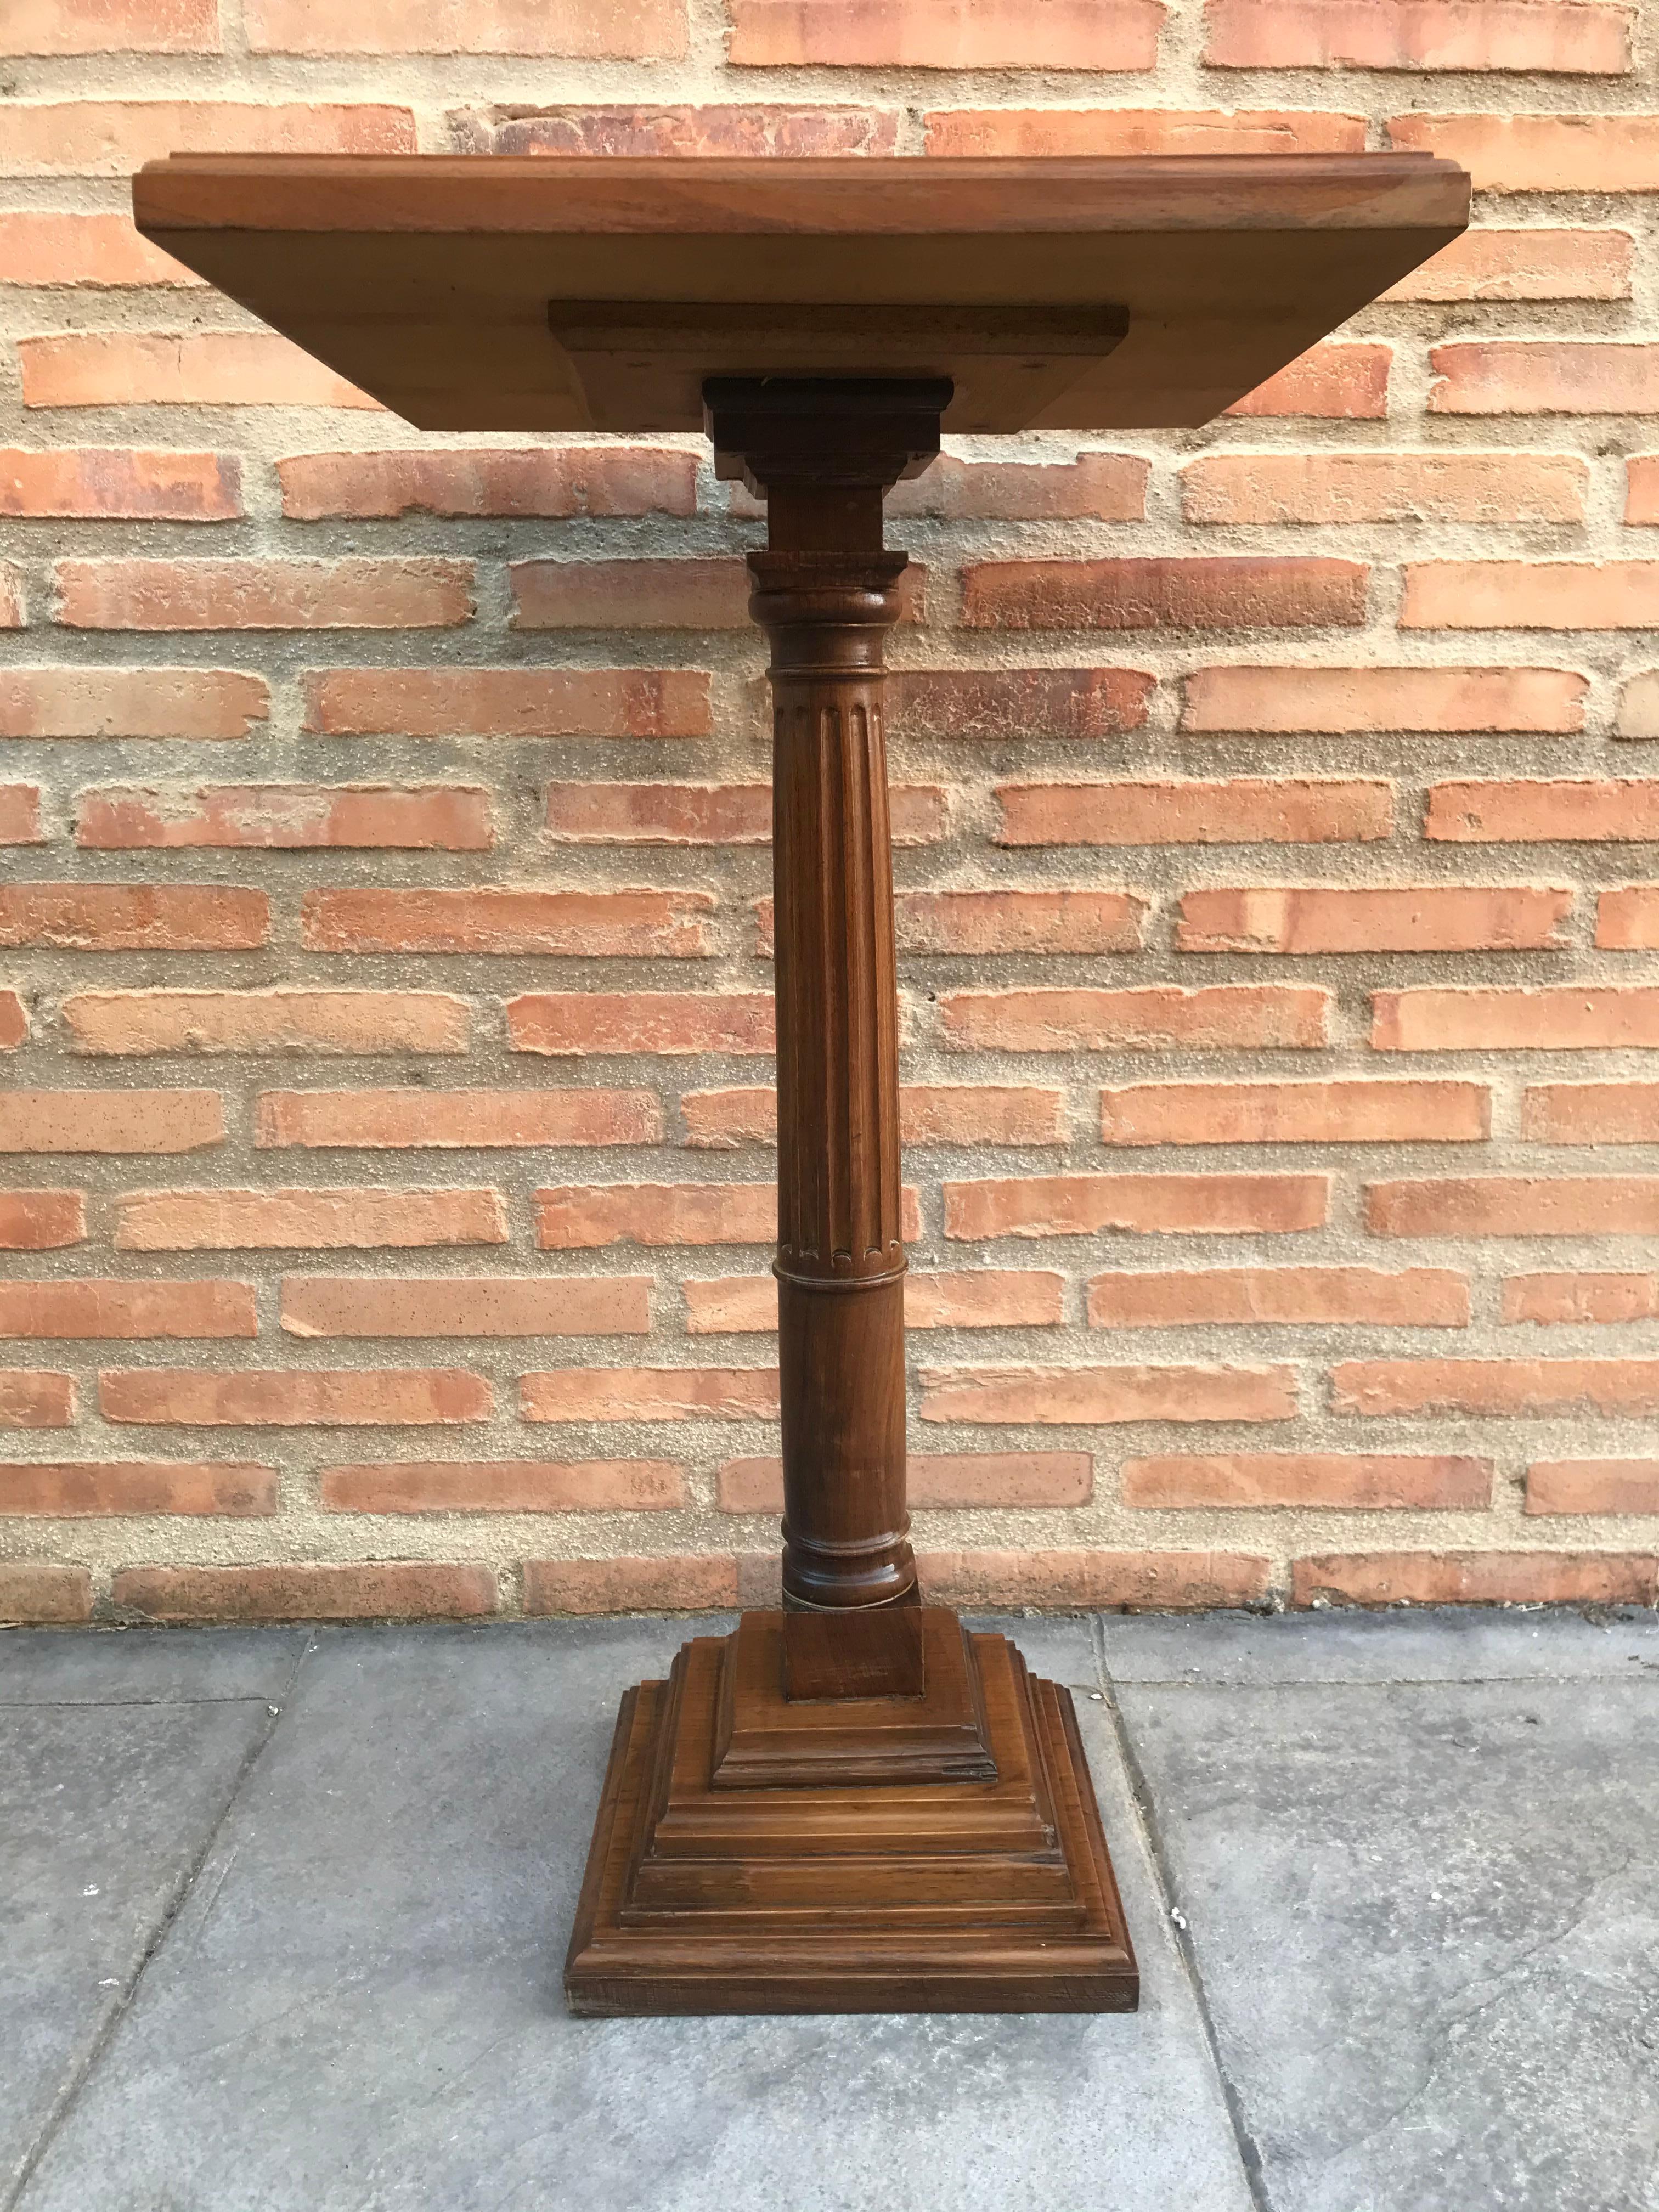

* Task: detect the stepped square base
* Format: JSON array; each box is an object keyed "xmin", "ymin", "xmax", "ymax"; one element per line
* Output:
[{"xmin": 565, "ymin": 1615, "xmax": 1139, "ymax": 2015}]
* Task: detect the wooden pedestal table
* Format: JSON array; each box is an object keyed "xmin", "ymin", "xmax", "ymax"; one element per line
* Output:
[{"xmin": 134, "ymin": 153, "xmax": 1469, "ymax": 2015}]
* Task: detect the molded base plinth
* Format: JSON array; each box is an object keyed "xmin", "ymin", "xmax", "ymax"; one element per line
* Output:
[{"xmin": 564, "ymin": 1619, "xmax": 1139, "ymax": 2015}]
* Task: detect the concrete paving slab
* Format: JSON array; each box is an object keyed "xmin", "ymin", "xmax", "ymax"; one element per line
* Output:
[
  {"xmin": 964, "ymin": 1611, "xmax": 1103, "ymax": 1689},
  {"xmin": 18, "ymin": 1618, "xmax": 1251, "ymax": 2212},
  {"xmin": 0, "ymin": 1627, "xmax": 309, "ymax": 1706},
  {"xmin": 1101, "ymin": 1604, "xmax": 1659, "ymax": 1686},
  {"xmin": 1115, "ymin": 1673, "xmax": 1659, "ymax": 2212},
  {"xmin": 1, "ymin": 1699, "xmax": 278, "ymax": 2203}
]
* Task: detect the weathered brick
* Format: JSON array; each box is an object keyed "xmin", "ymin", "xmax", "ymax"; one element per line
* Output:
[
  {"xmin": 727, "ymin": 0, "xmax": 1163, "ymax": 67},
  {"xmin": 1099, "ymin": 1078, "xmax": 1488, "ymax": 1146},
  {"xmin": 0, "ymin": 785, "xmax": 42, "ymax": 843},
  {"xmin": 1382, "ymin": 227, "xmax": 1634, "ymax": 302},
  {"xmin": 0, "ymin": 1564, "xmax": 92, "ymax": 1623},
  {"xmin": 5, "ymin": 0, "xmax": 218, "ymax": 55},
  {"xmin": 0, "ymin": 1461, "xmax": 274, "ymax": 1515},
  {"xmin": 0, "ymin": 1373, "xmax": 75, "ymax": 1428},
  {"xmin": 963, "ymin": 557, "xmax": 1367, "ymax": 630},
  {"xmin": 522, "ymin": 1554, "xmax": 740, "ymax": 1614},
  {"xmin": 56, "ymin": 558, "xmax": 471, "ymax": 631},
  {"xmin": 460, "ymin": 103, "xmax": 900, "ymax": 157},
  {"xmin": 76, "ymin": 783, "xmax": 491, "ymax": 851},
  {"xmin": 116, "ymin": 1187, "xmax": 506, "ymax": 1250},
  {"xmin": 0, "ymin": 448, "xmax": 240, "ymax": 520},
  {"xmin": 0, "ymin": 1191, "xmax": 85, "ymax": 1249},
  {"xmin": 885, "ymin": 452, "xmax": 1147, "ymax": 520},
  {"xmin": 1429, "ymin": 781, "xmax": 1659, "ymax": 844},
  {"xmin": 549, "ymin": 781, "xmax": 942, "ymax": 848},
  {"xmin": 280, "ymin": 446, "xmax": 695, "ymax": 518},
  {"xmin": 1178, "ymin": 884, "xmax": 1567, "ymax": 952},
  {"xmin": 0, "ymin": 1090, "xmax": 223, "ymax": 1153},
  {"xmin": 0, "ymin": 884, "xmax": 265, "ymax": 951},
  {"xmin": 998, "ymin": 777, "xmax": 1391, "ymax": 846},
  {"xmin": 1181, "ymin": 664, "xmax": 1585, "ymax": 735},
  {"xmin": 940, "ymin": 984, "xmax": 1329, "ymax": 1053},
  {"xmin": 101, "ymin": 1367, "xmax": 492, "ymax": 1425},
  {"xmin": 0, "ymin": 100, "xmax": 416, "ymax": 173},
  {"xmin": 1504, "ymin": 1273, "xmax": 1659, "ymax": 1325},
  {"xmin": 945, "ymin": 1173, "xmax": 1326, "ymax": 1240},
  {"xmin": 1387, "ymin": 111, "xmax": 1659, "ymax": 192},
  {"xmin": 1525, "ymin": 1460, "xmax": 1659, "ymax": 1515},
  {"xmin": 1123, "ymin": 1452, "xmax": 1489, "ymax": 1509},
  {"xmin": 1369, "ymin": 1177, "xmax": 1659, "ymax": 1238},
  {"xmin": 1374, "ymin": 987, "xmax": 1659, "ymax": 1053},
  {"xmin": 718, "ymin": 1450, "xmax": 1090, "ymax": 1511},
  {"xmin": 1521, "ymin": 1083, "xmax": 1659, "ymax": 1144},
  {"xmin": 921, "ymin": 1549, "xmax": 1271, "ymax": 1610},
  {"xmin": 923, "ymin": 106, "xmax": 1363, "ymax": 157},
  {"xmin": 0, "ymin": 989, "xmax": 26, "ymax": 1048},
  {"xmin": 685, "ymin": 1268, "xmax": 1062, "ymax": 1334},
  {"xmin": 304, "ymin": 667, "xmax": 710, "ymax": 740},
  {"xmin": 680, "ymin": 1084, "xmax": 1065, "ymax": 1149},
  {"xmin": 919, "ymin": 1363, "xmax": 1296, "ymax": 1424},
  {"xmin": 1625, "ymin": 458, "xmax": 1659, "ymax": 524},
  {"xmin": 896, "ymin": 889, "xmax": 1144, "ymax": 954},
  {"xmin": 509, "ymin": 993, "xmax": 774, "ymax": 1056},
  {"xmin": 0, "ymin": 1279, "xmax": 255, "ymax": 1338},
  {"xmin": 538, "ymin": 1183, "xmax": 922, "ymax": 1249},
  {"xmin": 1207, "ymin": 1, "xmax": 1629, "ymax": 71},
  {"xmin": 282, "ymin": 1275, "xmax": 648, "ymax": 1338},
  {"xmin": 0, "ymin": 211, "xmax": 202, "ymax": 287},
  {"xmin": 521, "ymin": 1367, "xmax": 779, "ymax": 1422},
  {"xmin": 114, "ymin": 1562, "xmax": 496, "ymax": 1622},
  {"xmin": 1181, "ymin": 451, "xmax": 1585, "ymax": 526},
  {"xmin": 258, "ymin": 1088, "xmax": 661, "ymax": 1149},
  {"xmin": 64, "ymin": 990, "xmax": 470, "ymax": 1056},
  {"xmin": 1227, "ymin": 344, "xmax": 1390, "ymax": 420},
  {"xmin": 1293, "ymin": 1550, "xmax": 1658, "ymax": 1607},
  {"xmin": 1598, "ymin": 888, "xmax": 1659, "ymax": 948},
  {"xmin": 1617, "ymin": 673, "xmax": 1659, "ymax": 739},
  {"xmin": 323, "ymin": 1458, "xmax": 685, "ymax": 1512},
  {"xmin": 302, "ymin": 887, "xmax": 710, "ymax": 957},
  {"xmin": 892, "ymin": 667, "xmax": 1153, "ymax": 741},
  {"xmin": 1331, "ymin": 1358, "xmax": 1659, "ymax": 1417},
  {"xmin": 1430, "ymin": 341, "xmax": 1659, "ymax": 416},
  {"xmin": 0, "ymin": 667, "xmax": 267, "ymax": 741},
  {"xmin": 513, "ymin": 557, "xmax": 751, "ymax": 630},
  {"xmin": 0, "ymin": 568, "xmax": 23, "ymax": 627},
  {"xmin": 20, "ymin": 332, "xmax": 376, "ymax": 409},
  {"xmin": 1090, "ymin": 1267, "xmax": 1469, "ymax": 1328},
  {"xmin": 1404, "ymin": 562, "xmax": 1659, "ymax": 630},
  {"xmin": 247, "ymin": 0, "xmax": 687, "ymax": 53}
]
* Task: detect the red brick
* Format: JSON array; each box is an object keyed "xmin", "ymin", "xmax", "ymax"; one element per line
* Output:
[
  {"xmin": 1100, "ymin": 1078, "xmax": 1488, "ymax": 1146},
  {"xmin": 116, "ymin": 1187, "xmax": 506, "ymax": 1251},
  {"xmin": 462, "ymin": 103, "xmax": 900, "ymax": 157},
  {"xmin": 1526, "ymin": 1460, "xmax": 1659, "ymax": 1515},
  {"xmin": 1374, "ymin": 987, "xmax": 1659, "ymax": 1052},
  {"xmin": 1618, "ymin": 674, "xmax": 1659, "ymax": 738},
  {"xmin": 63, "ymin": 990, "xmax": 469, "ymax": 1056},
  {"xmin": 1227, "ymin": 344, "xmax": 1390, "ymax": 420},
  {"xmin": 522, "ymin": 1555, "xmax": 740, "ymax": 1614},
  {"xmin": 0, "ymin": 1192, "xmax": 84, "ymax": 1249},
  {"xmin": 1598, "ymin": 888, "xmax": 1659, "ymax": 947},
  {"xmin": 101, "ymin": 1367, "xmax": 492, "ymax": 1426},
  {"xmin": 923, "ymin": 106, "xmax": 1363, "ymax": 157},
  {"xmin": 963, "ymin": 557, "xmax": 1367, "ymax": 630},
  {"xmin": 945, "ymin": 1174, "xmax": 1326, "ymax": 1240},
  {"xmin": 521, "ymin": 1367, "xmax": 779, "ymax": 1422},
  {"xmin": 0, "ymin": 1280, "xmax": 254, "ymax": 1339},
  {"xmin": 302, "ymin": 887, "xmax": 710, "ymax": 957},
  {"xmin": 1293, "ymin": 1550, "xmax": 1658, "ymax": 1607},
  {"xmin": 727, "ymin": 0, "xmax": 1162, "ymax": 67},
  {"xmin": 1504, "ymin": 1274, "xmax": 1659, "ymax": 1325},
  {"xmin": 1382, "ymin": 227, "xmax": 1634, "ymax": 302},
  {"xmin": 77, "ymin": 783, "xmax": 491, "ymax": 851},
  {"xmin": 548, "ymin": 781, "xmax": 943, "ymax": 848},
  {"xmin": 0, "ymin": 884, "xmax": 264, "ymax": 951},
  {"xmin": 896, "ymin": 889, "xmax": 1144, "ymax": 955},
  {"xmin": 0, "ymin": 567, "xmax": 24, "ymax": 627},
  {"xmin": 0, "ymin": 100, "xmax": 415, "ymax": 173},
  {"xmin": 919, "ymin": 1548, "xmax": 1273, "ymax": 1610},
  {"xmin": 114, "ymin": 1562, "xmax": 496, "ymax": 1622},
  {"xmin": 1181, "ymin": 451, "xmax": 1585, "ymax": 526},
  {"xmin": 1404, "ymin": 562, "xmax": 1659, "ymax": 630},
  {"xmin": 257, "ymin": 1088, "xmax": 661, "ymax": 1150},
  {"xmin": 1332, "ymin": 1358, "xmax": 1659, "ymax": 1418},
  {"xmin": 56, "ymin": 558, "xmax": 471, "ymax": 631},
  {"xmin": 19, "ymin": 332, "xmax": 376, "ymax": 410},
  {"xmin": 0, "ymin": 1091, "xmax": 222, "ymax": 1154},
  {"xmin": 0, "ymin": 448, "xmax": 239, "ymax": 520},
  {"xmin": 1090, "ymin": 1267, "xmax": 1469, "ymax": 1328},
  {"xmin": 0, "ymin": 785, "xmax": 43, "ymax": 844},
  {"xmin": 1431, "ymin": 341, "xmax": 1659, "ymax": 417},
  {"xmin": 886, "ymin": 452, "xmax": 1147, "ymax": 520},
  {"xmin": 1522, "ymin": 1083, "xmax": 1659, "ymax": 1144},
  {"xmin": 1124, "ymin": 1452, "xmax": 1489, "ymax": 1509},
  {"xmin": 1369, "ymin": 1176, "xmax": 1659, "ymax": 1238},
  {"xmin": 0, "ymin": 211, "xmax": 204, "ymax": 287},
  {"xmin": 509, "ymin": 992, "xmax": 774, "ymax": 1056},
  {"xmin": 512, "ymin": 557, "xmax": 752, "ymax": 630},
  {"xmin": 892, "ymin": 667, "xmax": 1153, "ymax": 741},
  {"xmin": 940, "ymin": 984, "xmax": 1329, "ymax": 1053},
  {"xmin": 0, "ymin": 1564, "xmax": 91, "ymax": 1623},
  {"xmin": 323, "ymin": 1458, "xmax": 685, "ymax": 1513},
  {"xmin": 283, "ymin": 1274, "xmax": 647, "ymax": 1338},
  {"xmin": 1429, "ymin": 781, "xmax": 1659, "ymax": 844},
  {"xmin": 680, "ymin": 1084, "xmax": 1065, "ymax": 1149},
  {"xmin": 1178, "ymin": 884, "xmax": 1567, "ymax": 952},
  {"xmin": 1387, "ymin": 112, "xmax": 1659, "ymax": 192},
  {"xmin": 919, "ymin": 1364, "xmax": 1296, "ymax": 1424},
  {"xmin": 1181, "ymin": 664, "xmax": 1584, "ymax": 735},
  {"xmin": 304, "ymin": 667, "xmax": 710, "ymax": 741},
  {"xmin": 0, "ymin": 667, "xmax": 267, "ymax": 740},
  {"xmin": 718, "ymin": 1450, "xmax": 1090, "ymax": 1511},
  {"xmin": 248, "ymin": 0, "xmax": 686, "ymax": 53},
  {"xmin": 686, "ymin": 1268, "xmax": 1062, "ymax": 1334},
  {"xmin": 0, "ymin": 1373, "xmax": 74, "ymax": 1428},
  {"xmin": 1207, "ymin": 1, "xmax": 1629, "ymax": 71},
  {"xmin": 0, "ymin": 1461, "xmax": 274, "ymax": 1515},
  {"xmin": 4, "ymin": 0, "xmax": 218, "ymax": 53},
  {"xmin": 0, "ymin": 989, "xmax": 25, "ymax": 1048},
  {"xmin": 539, "ymin": 1183, "xmax": 772, "ymax": 1249},
  {"xmin": 1624, "ymin": 457, "xmax": 1659, "ymax": 523},
  {"xmin": 280, "ymin": 445, "xmax": 695, "ymax": 518},
  {"xmin": 998, "ymin": 777, "xmax": 1390, "ymax": 847}
]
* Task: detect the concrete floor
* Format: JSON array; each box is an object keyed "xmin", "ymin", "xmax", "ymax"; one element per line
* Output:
[{"xmin": 2, "ymin": 1607, "xmax": 1656, "ymax": 2212}]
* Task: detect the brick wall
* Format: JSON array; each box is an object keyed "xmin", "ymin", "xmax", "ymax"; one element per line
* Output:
[{"xmin": 3, "ymin": 0, "xmax": 1659, "ymax": 1629}]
